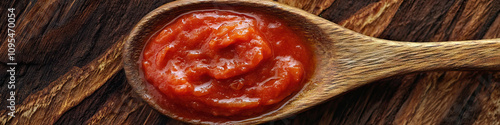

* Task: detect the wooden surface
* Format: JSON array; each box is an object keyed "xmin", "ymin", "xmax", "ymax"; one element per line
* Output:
[{"xmin": 0, "ymin": 0, "xmax": 499, "ymax": 124}]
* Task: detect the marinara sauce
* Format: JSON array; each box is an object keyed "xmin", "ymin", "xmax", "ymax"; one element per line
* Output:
[{"xmin": 141, "ymin": 9, "xmax": 313, "ymax": 121}]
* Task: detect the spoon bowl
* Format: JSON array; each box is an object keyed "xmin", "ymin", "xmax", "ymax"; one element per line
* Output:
[{"xmin": 123, "ymin": 0, "xmax": 500, "ymax": 124}]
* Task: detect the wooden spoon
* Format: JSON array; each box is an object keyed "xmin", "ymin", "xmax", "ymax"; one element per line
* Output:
[{"xmin": 123, "ymin": 0, "xmax": 500, "ymax": 124}]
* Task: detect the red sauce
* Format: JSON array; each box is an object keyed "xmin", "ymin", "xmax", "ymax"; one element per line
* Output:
[{"xmin": 141, "ymin": 9, "xmax": 313, "ymax": 121}]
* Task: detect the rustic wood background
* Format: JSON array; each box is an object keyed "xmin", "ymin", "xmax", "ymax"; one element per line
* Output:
[{"xmin": 0, "ymin": 0, "xmax": 499, "ymax": 124}]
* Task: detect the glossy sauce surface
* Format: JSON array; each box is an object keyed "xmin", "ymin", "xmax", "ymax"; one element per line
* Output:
[{"xmin": 141, "ymin": 9, "xmax": 313, "ymax": 121}]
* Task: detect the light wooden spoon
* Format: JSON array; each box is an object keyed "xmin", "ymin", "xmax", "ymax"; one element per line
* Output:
[{"xmin": 123, "ymin": 0, "xmax": 500, "ymax": 124}]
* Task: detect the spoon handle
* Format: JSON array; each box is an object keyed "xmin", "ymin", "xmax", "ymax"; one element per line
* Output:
[
  {"xmin": 366, "ymin": 38, "xmax": 500, "ymax": 79},
  {"xmin": 389, "ymin": 38, "xmax": 499, "ymax": 70},
  {"xmin": 335, "ymin": 38, "xmax": 500, "ymax": 83}
]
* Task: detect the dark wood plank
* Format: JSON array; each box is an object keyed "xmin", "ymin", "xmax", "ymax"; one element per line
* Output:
[
  {"xmin": 276, "ymin": 0, "xmax": 336, "ymax": 15},
  {"xmin": 319, "ymin": 0, "xmax": 380, "ymax": 23},
  {"xmin": 0, "ymin": 32, "xmax": 124, "ymax": 125},
  {"xmin": 338, "ymin": 0, "xmax": 403, "ymax": 37}
]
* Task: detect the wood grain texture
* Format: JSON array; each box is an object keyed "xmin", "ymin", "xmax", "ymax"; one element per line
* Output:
[
  {"xmin": 0, "ymin": 0, "xmax": 498, "ymax": 124},
  {"xmin": 275, "ymin": 0, "xmax": 336, "ymax": 15},
  {"xmin": 338, "ymin": 0, "xmax": 403, "ymax": 37},
  {"xmin": 300, "ymin": 0, "xmax": 500, "ymax": 125},
  {"xmin": 122, "ymin": 0, "xmax": 500, "ymax": 124}
]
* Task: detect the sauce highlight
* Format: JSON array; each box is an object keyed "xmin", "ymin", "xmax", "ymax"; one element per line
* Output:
[{"xmin": 141, "ymin": 9, "xmax": 313, "ymax": 121}]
